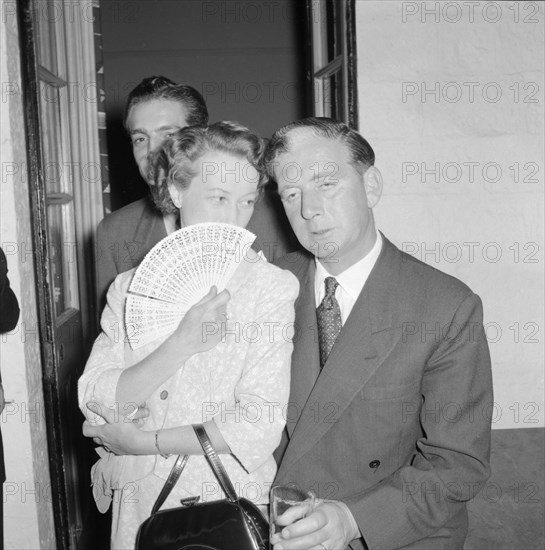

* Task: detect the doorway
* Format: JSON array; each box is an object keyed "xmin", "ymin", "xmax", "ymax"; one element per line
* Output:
[
  {"xmin": 99, "ymin": 0, "xmax": 310, "ymax": 209},
  {"xmin": 17, "ymin": 0, "xmax": 108, "ymax": 547},
  {"xmin": 18, "ymin": 1, "xmax": 357, "ymax": 547}
]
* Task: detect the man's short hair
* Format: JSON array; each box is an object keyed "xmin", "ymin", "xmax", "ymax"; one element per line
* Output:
[
  {"xmin": 149, "ymin": 121, "xmax": 266, "ymax": 214},
  {"xmin": 123, "ymin": 76, "xmax": 209, "ymax": 129},
  {"xmin": 264, "ymin": 117, "xmax": 375, "ymax": 182}
]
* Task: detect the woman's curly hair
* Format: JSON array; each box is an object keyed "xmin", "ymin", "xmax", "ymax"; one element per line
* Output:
[{"xmin": 149, "ymin": 122, "xmax": 266, "ymax": 215}]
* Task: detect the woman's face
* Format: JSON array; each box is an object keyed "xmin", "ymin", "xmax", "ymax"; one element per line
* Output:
[{"xmin": 169, "ymin": 150, "xmax": 259, "ymax": 229}]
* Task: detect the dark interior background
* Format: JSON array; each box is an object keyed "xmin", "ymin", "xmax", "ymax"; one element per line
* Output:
[{"xmin": 99, "ymin": 0, "xmax": 309, "ymax": 209}]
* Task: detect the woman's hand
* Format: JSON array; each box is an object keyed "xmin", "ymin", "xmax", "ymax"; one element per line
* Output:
[
  {"xmin": 82, "ymin": 402, "xmax": 154, "ymax": 455},
  {"xmin": 170, "ymin": 286, "xmax": 231, "ymax": 357},
  {"xmin": 114, "ymin": 286, "xmax": 231, "ymax": 410}
]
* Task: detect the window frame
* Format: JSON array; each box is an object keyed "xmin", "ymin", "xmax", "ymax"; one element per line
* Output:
[{"xmin": 308, "ymin": 0, "xmax": 359, "ymax": 128}]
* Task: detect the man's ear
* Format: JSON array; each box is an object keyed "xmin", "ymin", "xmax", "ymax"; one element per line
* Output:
[
  {"xmin": 363, "ymin": 166, "xmax": 383, "ymax": 208},
  {"xmin": 168, "ymin": 181, "xmax": 183, "ymax": 209}
]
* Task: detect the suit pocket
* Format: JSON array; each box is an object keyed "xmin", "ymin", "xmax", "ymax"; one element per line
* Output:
[{"xmin": 361, "ymin": 379, "xmax": 420, "ymax": 400}]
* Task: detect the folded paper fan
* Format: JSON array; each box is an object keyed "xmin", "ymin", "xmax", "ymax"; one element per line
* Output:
[{"xmin": 125, "ymin": 222, "xmax": 256, "ymax": 349}]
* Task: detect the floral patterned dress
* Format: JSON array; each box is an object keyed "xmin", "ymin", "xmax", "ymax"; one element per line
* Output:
[{"xmin": 78, "ymin": 252, "xmax": 298, "ymax": 549}]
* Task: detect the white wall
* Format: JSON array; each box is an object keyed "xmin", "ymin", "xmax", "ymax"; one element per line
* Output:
[
  {"xmin": 356, "ymin": 1, "xmax": 544, "ymax": 429},
  {"xmin": 0, "ymin": 7, "xmax": 56, "ymax": 549}
]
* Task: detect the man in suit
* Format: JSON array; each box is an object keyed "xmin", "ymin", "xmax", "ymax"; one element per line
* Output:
[
  {"xmin": 95, "ymin": 76, "xmax": 209, "ymax": 310},
  {"xmin": 265, "ymin": 118, "xmax": 493, "ymax": 550},
  {"xmin": 0, "ymin": 247, "xmax": 21, "ymax": 549},
  {"xmin": 96, "ymin": 76, "xmax": 298, "ymax": 311}
]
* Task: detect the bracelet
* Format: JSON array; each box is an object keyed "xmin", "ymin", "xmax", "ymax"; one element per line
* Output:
[{"xmin": 154, "ymin": 429, "xmax": 170, "ymax": 459}]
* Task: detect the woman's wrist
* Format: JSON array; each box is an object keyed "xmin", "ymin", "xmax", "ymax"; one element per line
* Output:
[
  {"xmin": 135, "ymin": 429, "xmax": 157, "ymax": 455},
  {"xmin": 154, "ymin": 429, "xmax": 171, "ymax": 459},
  {"xmin": 165, "ymin": 330, "xmax": 193, "ymax": 361}
]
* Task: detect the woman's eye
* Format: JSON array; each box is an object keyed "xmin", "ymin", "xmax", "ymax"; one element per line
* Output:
[
  {"xmin": 241, "ymin": 199, "xmax": 255, "ymax": 207},
  {"xmin": 211, "ymin": 196, "xmax": 226, "ymax": 203}
]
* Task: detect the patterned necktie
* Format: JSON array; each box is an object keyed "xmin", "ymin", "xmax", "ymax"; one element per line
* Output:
[{"xmin": 316, "ymin": 276, "xmax": 342, "ymax": 369}]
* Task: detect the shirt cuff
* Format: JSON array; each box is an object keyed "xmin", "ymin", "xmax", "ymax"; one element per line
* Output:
[{"xmin": 335, "ymin": 501, "xmax": 362, "ymax": 542}]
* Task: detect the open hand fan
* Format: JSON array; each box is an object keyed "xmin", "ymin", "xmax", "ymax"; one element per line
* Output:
[{"xmin": 125, "ymin": 222, "xmax": 256, "ymax": 349}]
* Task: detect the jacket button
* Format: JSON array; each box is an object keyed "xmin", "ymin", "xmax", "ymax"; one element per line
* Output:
[
  {"xmin": 160, "ymin": 390, "xmax": 168, "ymax": 400},
  {"xmin": 369, "ymin": 460, "xmax": 380, "ymax": 469}
]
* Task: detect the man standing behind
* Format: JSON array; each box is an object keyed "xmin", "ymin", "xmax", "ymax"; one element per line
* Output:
[
  {"xmin": 95, "ymin": 76, "xmax": 207, "ymax": 309},
  {"xmin": 95, "ymin": 76, "xmax": 298, "ymax": 310},
  {"xmin": 265, "ymin": 118, "xmax": 493, "ymax": 550}
]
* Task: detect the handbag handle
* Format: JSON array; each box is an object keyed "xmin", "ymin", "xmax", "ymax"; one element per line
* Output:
[
  {"xmin": 150, "ymin": 454, "xmax": 189, "ymax": 516},
  {"xmin": 149, "ymin": 424, "xmax": 238, "ymax": 515},
  {"xmin": 193, "ymin": 423, "xmax": 238, "ymax": 503}
]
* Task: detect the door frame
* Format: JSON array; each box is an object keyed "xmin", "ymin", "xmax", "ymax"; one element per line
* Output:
[
  {"xmin": 16, "ymin": 1, "xmax": 106, "ymax": 547},
  {"xmin": 17, "ymin": 2, "xmax": 70, "ymax": 546}
]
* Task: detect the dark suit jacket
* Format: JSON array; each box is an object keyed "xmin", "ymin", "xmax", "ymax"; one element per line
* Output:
[
  {"xmin": 95, "ymin": 193, "xmax": 299, "ymax": 311},
  {"xmin": 274, "ymin": 235, "xmax": 493, "ymax": 550},
  {"xmin": 1, "ymin": 247, "xmax": 21, "ymax": 483},
  {"xmin": 95, "ymin": 197, "xmax": 166, "ymax": 311},
  {"xmin": 0, "ymin": 249, "xmax": 20, "ymax": 334}
]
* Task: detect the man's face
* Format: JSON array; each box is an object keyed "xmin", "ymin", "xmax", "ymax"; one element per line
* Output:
[
  {"xmin": 126, "ymin": 99, "xmax": 190, "ymax": 184},
  {"xmin": 273, "ymin": 130, "xmax": 382, "ymax": 274}
]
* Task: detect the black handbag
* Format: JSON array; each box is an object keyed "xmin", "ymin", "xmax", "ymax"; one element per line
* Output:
[{"xmin": 135, "ymin": 424, "xmax": 269, "ymax": 550}]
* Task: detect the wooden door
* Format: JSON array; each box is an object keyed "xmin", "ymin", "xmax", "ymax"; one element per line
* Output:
[{"xmin": 18, "ymin": 1, "xmax": 108, "ymax": 547}]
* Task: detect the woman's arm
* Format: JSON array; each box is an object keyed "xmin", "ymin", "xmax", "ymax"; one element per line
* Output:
[
  {"xmin": 83, "ymin": 403, "xmax": 230, "ymax": 455},
  {"xmin": 79, "ymin": 273, "xmax": 230, "ymax": 415},
  {"xmin": 116, "ymin": 286, "xmax": 231, "ymax": 406},
  {"xmin": 84, "ymin": 268, "xmax": 298, "ymax": 460}
]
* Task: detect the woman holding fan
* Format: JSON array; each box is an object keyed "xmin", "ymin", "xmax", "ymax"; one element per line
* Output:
[{"xmin": 78, "ymin": 122, "xmax": 298, "ymax": 549}]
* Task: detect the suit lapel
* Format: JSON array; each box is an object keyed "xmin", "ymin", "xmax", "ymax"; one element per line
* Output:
[
  {"xmin": 279, "ymin": 237, "xmax": 403, "ymax": 475},
  {"xmin": 133, "ymin": 199, "xmax": 167, "ymax": 260},
  {"xmin": 286, "ymin": 259, "xmax": 321, "ymax": 436}
]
